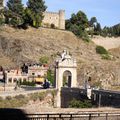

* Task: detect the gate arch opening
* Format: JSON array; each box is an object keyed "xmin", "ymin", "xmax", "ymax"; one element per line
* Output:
[{"xmin": 63, "ymin": 70, "xmax": 72, "ymax": 87}]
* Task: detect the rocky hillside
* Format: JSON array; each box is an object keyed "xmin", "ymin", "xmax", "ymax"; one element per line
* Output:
[{"xmin": 0, "ymin": 25, "xmax": 120, "ymax": 90}]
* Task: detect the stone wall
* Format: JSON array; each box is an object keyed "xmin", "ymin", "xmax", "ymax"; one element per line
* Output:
[
  {"xmin": 92, "ymin": 36, "xmax": 120, "ymax": 50},
  {"xmin": 61, "ymin": 88, "xmax": 88, "ymax": 108},
  {"xmin": 61, "ymin": 88, "xmax": 120, "ymax": 108},
  {"xmin": 42, "ymin": 10, "xmax": 65, "ymax": 29},
  {"xmin": 92, "ymin": 90, "xmax": 120, "ymax": 108}
]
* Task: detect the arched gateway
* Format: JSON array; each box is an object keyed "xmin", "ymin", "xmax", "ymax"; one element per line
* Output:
[{"xmin": 55, "ymin": 50, "xmax": 77, "ymax": 107}]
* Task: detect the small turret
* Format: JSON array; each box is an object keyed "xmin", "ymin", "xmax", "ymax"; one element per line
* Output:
[{"xmin": 59, "ymin": 10, "xmax": 65, "ymax": 29}]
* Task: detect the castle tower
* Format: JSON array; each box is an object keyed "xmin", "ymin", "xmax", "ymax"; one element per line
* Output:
[{"xmin": 59, "ymin": 10, "xmax": 65, "ymax": 29}]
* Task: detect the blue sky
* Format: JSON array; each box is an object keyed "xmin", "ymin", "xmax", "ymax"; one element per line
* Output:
[{"xmin": 4, "ymin": 0, "xmax": 120, "ymax": 27}]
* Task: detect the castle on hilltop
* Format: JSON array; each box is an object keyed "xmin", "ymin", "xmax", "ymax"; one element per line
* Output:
[
  {"xmin": 43, "ymin": 10, "xmax": 65, "ymax": 29},
  {"xmin": 1, "ymin": 0, "xmax": 65, "ymax": 29}
]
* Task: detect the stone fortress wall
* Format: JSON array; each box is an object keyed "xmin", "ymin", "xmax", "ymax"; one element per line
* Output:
[{"xmin": 43, "ymin": 10, "xmax": 65, "ymax": 29}]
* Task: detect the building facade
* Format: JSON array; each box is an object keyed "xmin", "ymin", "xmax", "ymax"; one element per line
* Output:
[{"xmin": 5, "ymin": 64, "xmax": 48, "ymax": 85}]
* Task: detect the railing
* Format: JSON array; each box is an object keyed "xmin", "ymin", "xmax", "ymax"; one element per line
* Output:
[{"xmin": 27, "ymin": 113, "xmax": 120, "ymax": 120}]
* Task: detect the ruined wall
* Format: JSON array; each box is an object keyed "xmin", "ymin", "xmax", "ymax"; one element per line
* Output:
[{"xmin": 43, "ymin": 10, "xmax": 65, "ymax": 29}]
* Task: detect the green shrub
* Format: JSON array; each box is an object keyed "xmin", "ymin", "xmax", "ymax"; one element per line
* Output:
[
  {"xmin": 47, "ymin": 69, "xmax": 54, "ymax": 85},
  {"xmin": 39, "ymin": 56, "xmax": 49, "ymax": 64},
  {"xmin": 81, "ymin": 31, "xmax": 91, "ymax": 42},
  {"xmin": 101, "ymin": 54, "xmax": 111, "ymax": 60},
  {"xmin": 96, "ymin": 45, "xmax": 108, "ymax": 54},
  {"xmin": 69, "ymin": 99, "xmax": 92, "ymax": 108}
]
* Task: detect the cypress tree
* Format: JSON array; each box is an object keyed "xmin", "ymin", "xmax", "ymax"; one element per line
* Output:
[
  {"xmin": 5, "ymin": 0, "xmax": 24, "ymax": 27},
  {"xmin": 27, "ymin": 0, "xmax": 47, "ymax": 28}
]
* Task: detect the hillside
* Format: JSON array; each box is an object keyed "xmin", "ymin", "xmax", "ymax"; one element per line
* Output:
[{"xmin": 0, "ymin": 25, "xmax": 120, "ymax": 90}]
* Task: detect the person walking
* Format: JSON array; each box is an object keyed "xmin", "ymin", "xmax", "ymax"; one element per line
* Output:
[{"xmin": 0, "ymin": 66, "xmax": 5, "ymax": 83}]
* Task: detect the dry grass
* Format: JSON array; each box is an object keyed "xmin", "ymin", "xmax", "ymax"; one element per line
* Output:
[{"xmin": 0, "ymin": 25, "xmax": 120, "ymax": 90}]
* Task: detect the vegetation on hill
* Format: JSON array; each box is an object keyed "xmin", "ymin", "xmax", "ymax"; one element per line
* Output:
[
  {"xmin": 65, "ymin": 9, "xmax": 120, "ymax": 39},
  {"xmin": 96, "ymin": 45, "xmax": 111, "ymax": 60},
  {"xmin": 0, "ymin": 25, "xmax": 120, "ymax": 90},
  {"xmin": 65, "ymin": 11, "xmax": 103, "ymax": 41},
  {"xmin": 65, "ymin": 10, "xmax": 90, "ymax": 42},
  {"xmin": 0, "ymin": 90, "xmax": 56, "ymax": 108},
  {"xmin": 3, "ymin": 0, "xmax": 47, "ymax": 28},
  {"xmin": 27, "ymin": 0, "xmax": 47, "ymax": 28},
  {"xmin": 96, "ymin": 46, "xmax": 108, "ymax": 55},
  {"xmin": 69, "ymin": 99, "xmax": 92, "ymax": 108},
  {"xmin": 1, "ymin": 0, "xmax": 120, "ymax": 39},
  {"xmin": 102, "ymin": 24, "xmax": 120, "ymax": 37}
]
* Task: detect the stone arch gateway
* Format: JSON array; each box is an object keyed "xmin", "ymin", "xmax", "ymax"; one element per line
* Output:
[{"xmin": 55, "ymin": 50, "xmax": 77, "ymax": 107}]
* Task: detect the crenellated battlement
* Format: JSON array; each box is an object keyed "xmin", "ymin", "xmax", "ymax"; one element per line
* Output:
[{"xmin": 43, "ymin": 10, "xmax": 65, "ymax": 29}]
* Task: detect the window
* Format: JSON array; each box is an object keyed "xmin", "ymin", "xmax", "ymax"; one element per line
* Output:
[
  {"xmin": 23, "ymin": 78, "xmax": 27, "ymax": 82},
  {"xmin": 8, "ymin": 78, "xmax": 12, "ymax": 83},
  {"xmin": 13, "ymin": 78, "xmax": 17, "ymax": 83}
]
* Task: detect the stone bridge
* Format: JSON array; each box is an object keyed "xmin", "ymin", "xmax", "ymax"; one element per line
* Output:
[{"xmin": 61, "ymin": 87, "xmax": 120, "ymax": 108}]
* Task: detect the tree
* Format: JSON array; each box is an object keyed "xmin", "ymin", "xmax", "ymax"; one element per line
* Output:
[
  {"xmin": 0, "ymin": 9, "xmax": 5, "ymax": 25},
  {"xmin": 46, "ymin": 69, "xmax": 54, "ymax": 85},
  {"xmin": 27, "ymin": 0, "xmax": 47, "ymax": 28},
  {"xmin": 70, "ymin": 11, "xmax": 89, "ymax": 29},
  {"xmin": 89, "ymin": 17, "xmax": 97, "ymax": 27},
  {"xmin": 5, "ymin": 0, "xmax": 24, "ymax": 27},
  {"xmin": 94, "ymin": 22, "xmax": 102, "ymax": 35},
  {"xmin": 65, "ymin": 10, "xmax": 89, "ymax": 41}
]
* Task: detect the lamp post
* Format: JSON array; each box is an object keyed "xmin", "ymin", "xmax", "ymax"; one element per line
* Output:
[
  {"xmin": 3, "ymin": 70, "xmax": 6, "ymax": 91},
  {"xmin": 4, "ymin": 80, "xmax": 5, "ymax": 91}
]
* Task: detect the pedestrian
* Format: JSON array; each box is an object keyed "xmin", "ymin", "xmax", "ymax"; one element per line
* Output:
[{"xmin": 0, "ymin": 66, "xmax": 5, "ymax": 83}]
